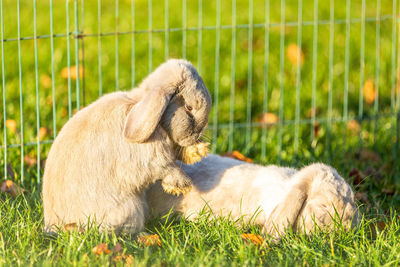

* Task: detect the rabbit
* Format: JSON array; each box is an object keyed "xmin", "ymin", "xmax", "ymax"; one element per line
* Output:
[
  {"xmin": 146, "ymin": 154, "xmax": 360, "ymax": 239},
  {"xmin": 42, "ymin": 59, "xmax": 212, "ymax": 234}
]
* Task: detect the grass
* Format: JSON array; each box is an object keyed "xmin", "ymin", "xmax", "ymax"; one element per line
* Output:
[
  {"xmin": 1, "ymin": 188, "xmax": 400, "ymax": 266},
  {"xmin": 0, "ymin": 0, "xmax": 400, "ymax": 265}
]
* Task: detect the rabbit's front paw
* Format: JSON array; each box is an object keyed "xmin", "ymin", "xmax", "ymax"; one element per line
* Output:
[
  {"xmin": 161, "ymin": 173, "xmax": 192, "ymax": 196},
  {"xmin": 177, "ymin": 142, "xmax": 209, "ymax": 164}
]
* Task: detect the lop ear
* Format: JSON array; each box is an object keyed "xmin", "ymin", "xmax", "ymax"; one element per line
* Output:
[{"xmin": 124, "ymin": 87, "xmax": 173, "ymax": 143}]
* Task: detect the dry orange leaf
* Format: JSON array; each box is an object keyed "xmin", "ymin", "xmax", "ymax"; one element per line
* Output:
[
  {"xmin": 381, "ymin": 188, "xmax": 395, "ymax": 195},
  {"xmin": 0, "ymin": 180, "xmax": 25, "ymax": 198},
  {"xmin": 137, "ymin": 234, "xmax": 161, "ymax": 247},
  {"xmin": 347, "ymin": 120, "xmax": 361, "ymax": 134},
  {"xmin": 61, "ymin": 65, "xmax": 84, "ymax": 80},
  {"xmin": 376, "ymin": 221, "xmax": 387, "ymax": 231},
  {"xmin": 287, "ymin": 43, "xmax": 304, "ymax": 66},
  {"xmin": 113, "ymin": 254, "xmax": 134, "ymax": 264},
  {"xmin": 313, "ymin": 122, "xmax": 320, "ymax": 138},
  {"xmin": 349, "ymin": 168, "xmax": 365, "ymax": 187},
  {"xmin": 40, "ymin": 74, "xmax": 52, "ymax": 88},
  {"xmin": 113, "ymin": 255, "xmax": 124, "ymax": 263},
  {"xmin": 306, "ymin": 107, "xmax": 321, "ymax": 118},
  {"xmin": 258, "ymin": 112, "xmax": 278, "ymax": 125},
  {"xmin": 358, "ymin": 148, "xmax": 381, "ymax": 163},
  {"xmin": 63, "ymin": 222, "xmax": 84, "ymax": 232},
  {"xmin": 222, "ymin": 151, "xmax": 252, "ymax": 163},
  {"xmin": 241, "ymin": 233, "xmax": 264, "ymax": 246},
  {"xmin": 24, "ymin": 154, "xmax": 37, "ymax": 167},
  {"xmin": 125, "ymin": 254, "xmax": 134, "ymax": 265},
  {"xmin": 112, "ymin": 242, "xmax": 123, "ymax": 254},
  {"xmin": 111, "ymin": 243, "xmax": 134, "ymax": 264},
  {"xmin": 92, "ymin": 243, "xmax": 111, "ymax": 255},
  {"xmin": 46, "ymin": 96, "xmax": 53, "ymax": 106},
  {"xmin": 38, "ymin": 127, "xmax": 48, "ymax": 140},
  {"xmin": 5, "ymin": 120, "xmax": 17, "ymax": 134},
  {"xmin": 363, "ymin": 79, "xmax": 376, "ymax": 104},
  {"xmin": 355, "ymin": 191, "xmax": 370, "ymax": 206}
]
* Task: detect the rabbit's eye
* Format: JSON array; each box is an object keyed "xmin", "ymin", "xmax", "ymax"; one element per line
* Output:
[{"xmin": 185, "ymin": 104, "xmax": 193, "ymax": 112}]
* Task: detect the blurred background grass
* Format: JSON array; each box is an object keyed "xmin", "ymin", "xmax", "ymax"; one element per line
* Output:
[{"xmin": 0, "ymin": 0, "xmax": 399, "ymax": 186}]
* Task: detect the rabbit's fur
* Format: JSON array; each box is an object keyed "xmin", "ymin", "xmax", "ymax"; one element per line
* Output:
[
  {"xmin": 42, "ymin": 59, "xmax": 211, "ymax": 234},
  {"xmin": 146, "ymin": 154, "xmax": 359, "ymax": 238}
]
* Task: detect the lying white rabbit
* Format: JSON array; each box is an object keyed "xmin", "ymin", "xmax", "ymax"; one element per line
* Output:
[
  {"xmin": 42, "ymin": 59, "xmax": 211, "ymax": 234},
  {"xmin": 146, "ymin": 154, "xmax": 359, "ymax": 238}
]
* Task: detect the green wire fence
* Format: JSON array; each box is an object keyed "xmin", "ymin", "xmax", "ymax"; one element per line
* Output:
[{"xmin": 0, "ymin": 0, "xmax": 399, "ymax": 185}]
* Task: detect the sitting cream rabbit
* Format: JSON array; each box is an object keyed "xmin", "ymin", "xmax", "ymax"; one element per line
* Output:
[
  {"xmin": 146, "ymin": 154, "xmax": 359, "ymax": 239},
  {"xmin": 42, "ymin": 59, "xmax": 211, "ymax": 234}
]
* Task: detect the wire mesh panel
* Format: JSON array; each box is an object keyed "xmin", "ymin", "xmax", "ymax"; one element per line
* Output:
[{"xmin": 0, "ymin": 0, "xmax": 399, "ymax": 185}]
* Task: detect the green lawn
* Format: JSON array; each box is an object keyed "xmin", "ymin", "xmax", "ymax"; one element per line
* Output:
[
  {"xmin": 1, "ymin": 0, "xmax": 400, "ymax": 265},
  {"xmin": 1, "ymin": 189, "xmax": 400, "ymax": 266}
]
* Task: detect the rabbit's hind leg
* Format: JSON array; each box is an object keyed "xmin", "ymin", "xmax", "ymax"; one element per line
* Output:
[{"xmin": 104, "ymin": 193, "xmax": 148, "ymax": 234}]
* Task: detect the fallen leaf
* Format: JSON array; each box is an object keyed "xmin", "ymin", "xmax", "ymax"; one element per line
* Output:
[
  {"xmin": 349, "ymin": 168, "xmax": 365, "ymax": 187},
  {"xmin": 113, "ymin": 253, "xmax": 134, "ymax": 265},
  {"xmin": 363, "ymin": 79, "xmax": 376, "ymax": 104},
  {"xmin": 63, "ymin": 223, "xmax": 84, "ymax": 232},
  {"xmin": 358, "ymin": 149, "xmax": 381, "ymax": 163},
  {"xmin": 347, "ymin": 120, "xmax": 361, "ymax": 134},
  {"xmin": 113, "ymin": 255, "xmax": 125, "ymax": 263},
  {"xmin": 366, "ymin": 221, "xmax": 387, "ymax": 239},
  {"xmin": 112, "ymin": 243, "xmax": 123, "ymax": 254},
  {"xmin": 222, "ymin": 151, "xmax": 252, "ymax": 163},
  {"xmin": 61, "ymin": 65, "xmax": 84, "ymax": 80},
  {"xmin": 287, "ymin": 43, "xmax": 304, "ymax": 66},
  {"xmin": 60, "ymin": 108, "xmax": 68, "ymax": 118},
  {"xmin": 92, "ymin": 243, "xmax": 111, "ymax": 255},
  {"xmin": 24, "ymin": 154, "xmax": 37, "ymax": 167},
  {"xmin": 125, "ymin": 255, "xmax": 134, "ymax": 265},
  {"xmin": 38, "ymin": 127, "xmax": 48, "ymax": 140},
  {"xmin": 381, "ymin": 188, "xmax": 395, "ymax": 195},
  {"xmin": 111, "ymin": 243, "xmax": 134, "ymax": 264},
  {"xmin": 235, "ymin": 78, "xmax": 247, "ymax": 90},
  {"xmin": 364, "ymin": 167, "xmax": 383, "ymax": 182},
  {"xmin": 241, "ymin": 233, "xmax": 264, "ymax": 246},
  {"xmin": 5, "ymin": 120, "xmax": 17, "ymax": 134},
  {"xmin": 376, "ymin": 221, "xmax": 387, "ymax": 231},
  {"xmin": 306, "ymin": 107, "xmax": 321, "ymax": 118},
  {"xmin": 258, "ymin": 112, "xmax": 279, "ymax": 125},
  {"xmin": 46, "ymin": 96, "xmax": 53, "ymax": 106},
  {"xmin": 313, "ymin": 122, "xmax": 320, "ymax": 138},
  {"xmin": 40, "ymin": 74, "xmax": 52, "ymax": 88},
  {"xmin": 355, "ymin": 191, "xmax": 370, "ymax": 206},
  {"xmin": 137, "ymin": 234, "xmax": 161, "ymax": 247},
  {"xmin": 0, "ymin": 180, "xmax": 25, "ymax": 198},
  {"xmin": 379, "ymin": 163, "xmax": 393, "ymax": 177}
]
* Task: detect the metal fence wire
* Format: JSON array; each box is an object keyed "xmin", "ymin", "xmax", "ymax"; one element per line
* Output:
[{"xmin": 0, "ymin": 0, "xmax": 399, "ymax": 185}]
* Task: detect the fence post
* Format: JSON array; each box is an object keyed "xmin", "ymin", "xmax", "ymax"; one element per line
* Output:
[
  {"xmin": 1, "ymin": 0, "xmax": 6, "ymax": 180},
  {"xmin": 17, "ymin": 0, "xmax": 24, "ymax": 184},
  {"xmin": 211, "ymin": 0, "xmax": 221, "ymax": 153}
]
